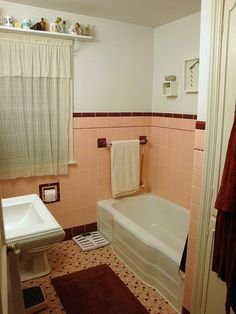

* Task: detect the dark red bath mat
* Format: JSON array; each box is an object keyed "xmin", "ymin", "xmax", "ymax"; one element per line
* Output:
[{"xmin": 51, "ymin": 264, "xmax": 148, "ymax": 314}]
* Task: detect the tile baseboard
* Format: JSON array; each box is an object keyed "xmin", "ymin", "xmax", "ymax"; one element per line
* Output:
[{"xmin": 63, "ymin": 222, "xmax": 97, "ymax": 241}]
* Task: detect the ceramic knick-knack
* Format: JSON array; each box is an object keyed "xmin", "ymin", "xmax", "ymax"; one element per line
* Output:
[
  {"xmin": 81, "ymin": 24, "xmax": 92, "ymax": 36},
  {"xmin": 3, "ymin": 16, "xmax": 14, "ymax": 27},
  {"xmin": 22, "ymin": 18, "xmax": 31, "ymax": 29},
  {"xmin": 40, "ymin": 18, "xmax": 47, "ymax": 31},
  {"xmin": 68, "ymin": 22, "xmax": 80, "ymax": 35},
  {"xmin": 55, "ymin": 17, "xmax": 62, "ymax": 24},
  {"xmin": 14, "ymin": 20, "xmax": 22, "ymax": 29},
  {"xmin": 61, "ymin": 20, "xmax": 67, "ymax": 33}
]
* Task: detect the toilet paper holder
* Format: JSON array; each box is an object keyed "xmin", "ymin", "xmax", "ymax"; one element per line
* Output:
[{"xmin": 39, "ymin": 182, "xmax": 60, "ymax": 203}]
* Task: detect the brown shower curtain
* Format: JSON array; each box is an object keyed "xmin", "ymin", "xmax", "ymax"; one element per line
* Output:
[{"xmin": 212, "ymin": 112, "xmax": 236, "ymax": 314}]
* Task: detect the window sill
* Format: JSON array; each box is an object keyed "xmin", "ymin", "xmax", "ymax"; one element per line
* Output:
[{"xmin": 68, "ymin": 161, "xmax": 77, "ymax": 165}]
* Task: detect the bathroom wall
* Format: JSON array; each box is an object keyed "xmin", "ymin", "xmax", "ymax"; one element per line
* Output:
[
  {"xmin": 0, "ymin": 0, "xmax": 154, "ymax": 112},
  {"xmin": 150, "ymin": 116, "xmax": 196, "ymax": 209},
  {"xmin": 1, "ymin": 114, "xmax": 197, "ymax": 229},
  {"xmin": 197, "ymin": 0, "xmax": 212, "ymax": 121},
  {"xmin": 152, "ymin": 13, "xmax": 200, "ymax": 114},
  {"xmin": 183, "ymin": 125, "xmax": 205, "ymax": 312},
  {"xmin": 0, "ymin": 0, "xmax": 153, "ymax": 228},
  {"xmin": 0, "ymin": 1, "xmax": 200, "ymax": 233},
  {"xmin": 1, "ymin": 115, "xmax": 152, "ymax": 228},
  {"xmin": 0, "ymin": 4, "xmax": 201, "ymax": 309}
]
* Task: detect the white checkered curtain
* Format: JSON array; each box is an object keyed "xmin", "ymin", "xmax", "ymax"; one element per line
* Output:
[{"xmin": 0, "ymin": 34, "xmax": 72, "ymax": 179}]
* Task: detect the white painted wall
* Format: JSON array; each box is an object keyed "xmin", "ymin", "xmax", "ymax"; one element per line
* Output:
[
  {"xmin": 152, "ymin": 13, "xmax": 200, "ymax": 114},
  {"xmin": 0, "ymin": 0, "xmax": 154, "ymax": 112},
  {"xmin": 197, "ymin": 0, "xmax": 213, "ymax": 121}
]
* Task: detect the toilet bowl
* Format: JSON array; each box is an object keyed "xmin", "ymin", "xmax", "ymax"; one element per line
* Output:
[
  {"xmin": 2, "ymin": 194, "xmax": 65, "ymax": 281},
  {"xmin": 18, "ymin": 245, "xmax": 53, "ymax": 281}
]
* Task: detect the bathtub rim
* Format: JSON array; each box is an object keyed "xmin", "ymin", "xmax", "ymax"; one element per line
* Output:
[{"xmin": 97, "ymin": 193, "xmax": 190, "ymax": 265}]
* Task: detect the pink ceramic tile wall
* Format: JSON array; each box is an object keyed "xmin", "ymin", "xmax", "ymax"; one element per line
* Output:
[
  {"xmin": 0, "ymin": 113, "xmax": 205, "ymax": 312},
  {"xmin": 0, "ymin": 115, "xmax": 196, "ymax": 234},
  {"xmin": 150, "ymin": 117, "xmax": 196, "ymax": 209},
  {"xmin": 0, "ymin": 116, "xmax": 151, "ymax": 229},
  {"xmin": 183, "ymin": 128, "xmax": 205, "ymax": 312}
]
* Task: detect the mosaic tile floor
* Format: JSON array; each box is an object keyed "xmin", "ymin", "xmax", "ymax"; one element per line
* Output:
[{"xmin": 22, "ymin": 240, "xmax": 177, "ymax": 314}]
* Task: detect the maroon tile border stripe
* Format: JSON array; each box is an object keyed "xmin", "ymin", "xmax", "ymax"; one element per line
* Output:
[
  {"xmin": 63, "ymin": 222, "xmax": 97, "ymax": 241},
  {"xmin": 73, "ymin": 112, "xmax": 197, "ymax": 119},
  {"xmin": 196, "ymin": 120, "xmax": 206, "ymax": 130}
]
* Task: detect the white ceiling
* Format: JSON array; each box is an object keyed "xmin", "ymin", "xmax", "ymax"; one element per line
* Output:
[{"xmin": 5, "ymin": 0, "xmax": 201, "ymax": 27}]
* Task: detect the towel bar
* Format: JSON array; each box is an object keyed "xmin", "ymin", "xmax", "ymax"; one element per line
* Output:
[
  {"xmin": 97, "ymin": 136, "xmax": 148, "ymax": 148},
  {"xmin": 106, "ymin": 139, "xmax": 148, "ymax": 147}
]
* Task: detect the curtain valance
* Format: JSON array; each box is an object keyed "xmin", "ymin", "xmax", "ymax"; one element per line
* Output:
[{"xmin": 0, "ymin": 37, "xmax": 72, "ymax": 78}]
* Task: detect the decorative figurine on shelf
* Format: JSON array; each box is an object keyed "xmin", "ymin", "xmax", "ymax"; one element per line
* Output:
[
  {"xmin": 40, "ymin": 18, "xmax": 47, "ymax": 31},
  {"xmin": 49, "ymin": 22, "xmax": 61, "ymax": 32},
  {"xmin": 31, "ymin": 22, "xmax": 41, "ymax": 30},
  {"xmin": 2, "ymin": 15, "xmax": 14, "ymax": 27},
  {"xmin": 14, "ymin": 20, "xmax": 22, "ymax": 29},
  {"xmin": 49, "ymin": 17, "xmax": 63, "ymax": 33},
  {"xmin": 68, "ymin": 22, "xmax": 80, "ymax": 35},
  {"xmin": 31, "ymin": 18, "xmax": 47, "ymax": 31},
  {"xmin": 54, "ymin": 17, "xmax": 62, "ymax": 24},
  {"xmin": 22, "ymin": 18, "xmax": 31, "ymax": 29},
  {"xmin": 61, "ymin": 20, "xmax": 67, "ymax": 33},
  {"xmin": 81, "ymin": 24, "xmax": 92, "ymax": 36}
]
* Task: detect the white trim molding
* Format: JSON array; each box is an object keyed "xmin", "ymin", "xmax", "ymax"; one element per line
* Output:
[{"xmin": 191, "ymin": 0, "xmax": 225, "ymax": 313}]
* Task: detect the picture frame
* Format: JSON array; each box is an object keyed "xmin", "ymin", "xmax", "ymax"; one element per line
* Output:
[{"xmin": 184, "ymin": 58, "xmax": 199, "ymax": 93}]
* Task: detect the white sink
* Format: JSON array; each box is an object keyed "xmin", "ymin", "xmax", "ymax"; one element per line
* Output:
[
  {"xmin": 2, "ymin": 194, "xmax": 65, "ymax": 281},
  {"xmin": 2, "ymin": 194, "xmax": 64, "ymax": 247},
  {"xmin": 4, "ymin": 202, "xmax": 44, "ymax": 231}
]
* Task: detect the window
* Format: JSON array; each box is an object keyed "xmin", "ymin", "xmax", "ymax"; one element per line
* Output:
[{"xmin": 0, "ymin": 33, "xmax": 73, "ymax": 179}]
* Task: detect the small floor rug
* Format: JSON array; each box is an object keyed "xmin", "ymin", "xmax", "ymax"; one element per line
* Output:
[{"xmin": 51, "ymin": 264, "xmax": 149, "ymax": 314}]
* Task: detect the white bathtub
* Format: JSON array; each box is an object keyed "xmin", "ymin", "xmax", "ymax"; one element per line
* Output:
[{"xmin": 97, "ymin": 193, "xmax": 189, "ymax": 312}]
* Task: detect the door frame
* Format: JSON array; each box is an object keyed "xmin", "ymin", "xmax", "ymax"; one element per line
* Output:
[
  {"xmin": 191, "ymin": 0, "xmax": 236, "ymax": 313},
  {"xmin": 0, "ymin": 186, "xmax": 8, "ymax": 314}
]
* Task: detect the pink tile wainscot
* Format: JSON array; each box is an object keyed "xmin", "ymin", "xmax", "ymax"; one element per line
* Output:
[
  {"xmin": 0, "ymin": 113, "xmax": 202, "ymax": 312},
  {"xmin": 183, "ymin": 128, "xmax": 205, "ymax": 312},
  {"xmin": 0, "ymin": 116, "xmax": 151, "ymax": 229},
  {"xmin": 150, "ymin": 117, "xmax": 196, "ymax": 209}
]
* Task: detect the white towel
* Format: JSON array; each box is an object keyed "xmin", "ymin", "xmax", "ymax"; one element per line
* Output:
[{"xmin": 111, "ymin": 140, "xmax": 140, "ymax": 198}]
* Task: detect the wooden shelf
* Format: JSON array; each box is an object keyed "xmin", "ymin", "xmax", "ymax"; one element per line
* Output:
[{"xmin": 0, "ymin": 25, "xmax": 93, "ymax": 41}]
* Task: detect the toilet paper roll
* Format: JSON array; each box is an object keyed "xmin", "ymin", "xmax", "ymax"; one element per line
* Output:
[{"xmin": 44, "ymin": 189, "xmax": 57, "ymax": 202}]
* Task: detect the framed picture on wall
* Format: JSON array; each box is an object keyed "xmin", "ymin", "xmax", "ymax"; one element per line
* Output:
[{"xmin": 184, "ymin": 58, "xmax": 199, "ymax": 93}]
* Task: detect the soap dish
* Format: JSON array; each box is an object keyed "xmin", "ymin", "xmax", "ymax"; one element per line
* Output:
[{"xmin": 165, "ymin": 75, "xmax": 176, "ymax": 81}]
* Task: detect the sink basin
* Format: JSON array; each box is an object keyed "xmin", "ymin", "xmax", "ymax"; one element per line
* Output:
[
  {"xmin": 4, "ymin": 202, "xmax": 44, "ymax": 231},
  {"xmin": 2, "ymin": 194, "xmax": 64, "ymax": 246}
]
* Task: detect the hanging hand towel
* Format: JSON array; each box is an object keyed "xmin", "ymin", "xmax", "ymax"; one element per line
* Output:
[{"xmin": 111, "ymin": 140, "xmax": 140, "ymax": 198}]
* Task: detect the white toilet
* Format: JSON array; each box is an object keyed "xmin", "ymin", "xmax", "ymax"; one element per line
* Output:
[{"xmin": 2, "ymin": 194, "xmax": 65, "ymax": 281}]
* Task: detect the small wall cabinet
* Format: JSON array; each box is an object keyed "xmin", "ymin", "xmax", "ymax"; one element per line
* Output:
[{"xmin": 162, "ymin": 81, "xmax": 178, "ymax": 97}]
